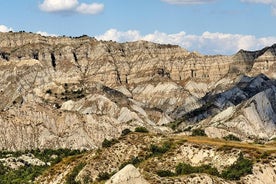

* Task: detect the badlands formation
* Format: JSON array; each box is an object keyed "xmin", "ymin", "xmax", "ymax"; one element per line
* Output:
[{"xmin": 0, "ymin": 32, "xmax": 276, "ymax": 183}]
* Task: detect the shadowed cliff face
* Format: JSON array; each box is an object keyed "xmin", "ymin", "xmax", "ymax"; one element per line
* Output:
[{"xmin": 0, "ymin": 32, "xmax": 276, "ymax": 150}]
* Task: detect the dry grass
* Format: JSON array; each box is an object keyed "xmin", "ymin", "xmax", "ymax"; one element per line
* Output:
[{"xmin": 172, "ymin": 135, "xmax": 276, "ymax": 153}]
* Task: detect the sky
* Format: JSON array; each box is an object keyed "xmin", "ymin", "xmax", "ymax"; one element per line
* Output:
[{"xmin": 1, "ymin": 0, "xmax": 276, "ymax": 55}]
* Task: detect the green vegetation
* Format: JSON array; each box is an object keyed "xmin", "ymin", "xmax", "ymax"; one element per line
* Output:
[
  {"xmin": 102, "ymin": 138, "xmax": 119, "ymax": 148},
  {"xmin": 167, "ymin": 119, "xmax": 183, "ymax": 130},
  {"xmin": 175, "ymin": 163, "xmax": 219, "ymax": 176},
  {"xmin": 149, "ymin": 141, "xmax": 171, "ymax": 156},
  {"xmin": 119, "ymin": 156, "xmax": 143, "ymax": 170},
  {"xmin": 183, "ymin": 126, "xmax": 192, "ymax": 132},
  {"xmin": 223, "ymin": 134, "xmax": 241, "ymax": 142},
  {"xmin": 134, "ymin": 126, "xmax": 149, "ymax": 133},
  {"xmin": 46, "ymin": 89, "xmax": 52, "ymax": 94},
  {"xmin": 156, "ymin": 170, "xmax": 175, "ymax": 177},
  {"xmin": 0, "ymin": 165, "xmax": 47, "ymax": 184},
  {"xmin": 221, "ymin": 153, "xmax": 253, "ymax": 180},
  {"xmin": 0, "ymin": 162, "xmax": 7, "ymax": 175},
  {"xmin": 157, "ymin": 153, "xmax": 253, "ymax": 181},
  {"xmin": 191, "ymin": 128, "xmax": 207, "ymax": 136},
  {"xmin": 65, "ymin": 162, "xmax": 86, "ymax": 184},
  {"xmin": 0, "ymin": 149, "xmax": 85, "ymax": 184},
  {"xmin": 121, "ymin": 128, "xmax": 132, "ymax": 136},
  {"xmin": 259, "ymin": 151, "xmax": 270, "ymax": 159},
  {"xmin": 97, "ymin": 172, "xmax": 111, "ymax": 181}
]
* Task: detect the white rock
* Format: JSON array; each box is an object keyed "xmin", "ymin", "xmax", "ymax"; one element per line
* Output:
[{"xmin": 105, "ymin": 164, "xmax": 149, "ymax": 184}]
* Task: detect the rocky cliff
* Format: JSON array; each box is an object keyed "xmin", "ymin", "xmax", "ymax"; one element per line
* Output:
[{"xmin": 0, "ymin": 32, "xmax": 276, "ymax": 150}]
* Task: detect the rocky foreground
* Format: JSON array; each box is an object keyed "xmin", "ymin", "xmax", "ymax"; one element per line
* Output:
[{"xmin": 0, "ymin": 32, "xmax": 276, "ymax": 183}]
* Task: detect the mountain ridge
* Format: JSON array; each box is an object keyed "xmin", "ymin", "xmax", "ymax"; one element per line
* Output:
[{"xmin": 0, "ymin": 32, "xmax": 276, "ymax": 151}]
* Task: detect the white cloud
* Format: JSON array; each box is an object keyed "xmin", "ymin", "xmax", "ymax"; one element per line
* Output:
[
  {"xmin": 96, "ymin": 29, "xmax": 276, "ymax": 55},
  {"xmin": 0, "ymin": 25, "xmax": 13, "ymax": 32},
  {"xmin": 36, "ymin": 31, "xmax": 57, "ymax": 37},
  {"xmin": 39, "ymin": 0, "xmax": 104, "ymax": 14},
  {"xmin": 39, "ymin": 0, "xmax": 78, "ymax": 12},
  {"xmin": 76, "ymin": 3, "xmax": 104, "ymax": 14},
  {"xmin": 241, "ymin": 0, "xmax": 276, "ymax": 15},
  {"xmin": 241, "ymin": 0, "xmax": 275, "ymax": 3},
  {"xmin": 161, "ymin": 0, "xmax": 216, "ymax": 4}
]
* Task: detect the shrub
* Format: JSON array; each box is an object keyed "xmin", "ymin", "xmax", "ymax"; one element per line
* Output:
[
  {"xmin": 176, "ymin": 163, "xmax": 194, "ymax": 175},
  {"xmin": 168, "ymin": 120, "xmax": 182, "ymax": 130},
  {"xmin": 135, "ymin": 126, "xmax": 149, "ymax": 133},
  {"xmin": 156, "ymin": 170, "xmax": 175, "ymax": 177},
  {"xmin": 83, "ymin": 175, "xmax": 92, "ymax": 184},
  {"xmin": 65, "ymin": 162, "xmax": 86, "ymax": 184},
  {"xmin": 223, "ymin": 134, "xmax": 241, "ymax": 141},
  {"xmin": 259, "ymin": 152, "xmax": 270, "ymax": 159},
  {"xmin": 175, "ymin": 163, "xmax": 219, "ymax": 176},
  {"xmin": 191, "ymin": 128, "xmax": 207, "ymax": 136},
  {"xmin": 119, "ymin": 156, "xmax": 142, "ymax": 170},
  {"xmin": 183, "ymin": 126, "xmax": 192, "ymax": 132},
  {"xmin": 102, "ymin": 138, "xmax": 119, "ymax": 148},
  {"xmin": 121, "ymin": 128, "xmax": 132, "ymax": 136},
  {"xmin": 97, "ymin": 172, "xmax": 110, "ymax": 181},
  {"xmin": 150, "ymin": 142, "xmax": 171, "ymax": 156},
  {"xmin": 221, "ymin": 153, "xmax": 253, "ymax": 180},
  {"xmin": 46, "ymin": 89, "xmax": 52, "ymax": 94},
  {"xmin": 196, "ymin": 164, "xmax": 219, "ymax": 176},
  {"xmin": 0, "ymin": 162, "xmax": 7, "ymax": 175}
]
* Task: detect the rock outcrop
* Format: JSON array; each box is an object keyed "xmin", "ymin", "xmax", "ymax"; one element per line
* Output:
[
  {"xmin": 173, "ymin": 74, "xmax": 276, "ymax": 140},
  {"xmin": 106, "ymin": 164, "xmax": 148, "ymax": 184}
]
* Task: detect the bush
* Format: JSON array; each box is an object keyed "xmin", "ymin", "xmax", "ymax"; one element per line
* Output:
[
  {"xmin": 102, "ymin": 138, "xmax": 119, "ymax": 148},
  {"xmin": 97, "ymin": 172, "xmax": 111, "ymax": 181},
  {"xmin": 191, "ymin": 128, "xmax": 207, "ymax": 136},
  {"xmin": 46, "ymin": 89, "xmax": 52, "ymax": 94},
  {"xmin": 175, "ymin": 163, "xmax": 219, "ymax": 176},
  {"xmin": 135, "ymin": 126, "xmax": 149, "ymax": 133},
  {"xmin": 223, "ymin": 134, "xmax": 241, "ymax": 141},
  {"xmin": 0, "ymin": 162, "xmax": 7, "ymax": 175},
  {"xmin": 259, "ymin": 152, "xmax": 270, "ymax": 159},
  {"xmin": 156, "ymin": 170, "xmax": 175, "ymax": 177},
  {"xmin": 168, "ymin": 120, "xmax": 182, "ymax": 130},
  {"xmin": 196, "ymin": 164, "xmax": 219, "ymax": 176},
  {"xmin": 221, "ymin": 153, "xmax": 253, "ymax": 180},
  {"xmin": 65, "ymin": 162, "xmax": 86, "ymax": 184},
  {"xmin": 119, "ymin": 156, "xmax": 142, "ymax": 170},
  {"xmin": 175, "ymin": 163, "xmax": 194, "ymax": 175},
  {"xmin": 150, "ymin": 141, "xmax": 171, "ymax": 156},
  {"xmin": 121, "ymin": 128, "xmax": 132, "ymax": 136}
]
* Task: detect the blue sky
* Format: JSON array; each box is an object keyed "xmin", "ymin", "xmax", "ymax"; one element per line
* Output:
[{"xmin": 1, "ymin": 0, "xmax": 276, "ymax": 54}]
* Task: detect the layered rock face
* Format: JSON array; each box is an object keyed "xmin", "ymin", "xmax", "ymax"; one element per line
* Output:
[{"xmin": 0, "ymin": 32, "xmax": 276, "ymax": 150}]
